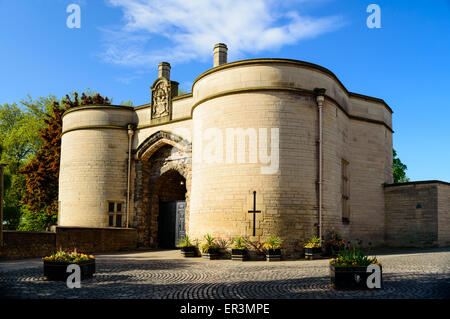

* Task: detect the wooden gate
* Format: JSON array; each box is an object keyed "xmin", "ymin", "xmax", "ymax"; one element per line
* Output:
[{"xmin": 158, "ymin": 200, "xmax": 186, "ymax": 248}]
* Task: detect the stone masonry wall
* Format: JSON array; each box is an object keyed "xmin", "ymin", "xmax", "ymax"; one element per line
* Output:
[
  {"xmin": 0, "ymin": 231, "xmax": 56, "ymax": 259},
  {"xmin": 437, "ymin": 183, "xmax": 450, "ymax": 246},
  {"xmin": 0, "ymin": 227, "xmax": 137, "ymax": 259},
  {"xmin": 384, "ymin": 182, "xmax": 440, "ymax": 247}
]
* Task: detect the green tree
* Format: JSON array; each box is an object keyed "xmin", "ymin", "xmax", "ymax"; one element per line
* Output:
[
  {"xmin": 18, "ymin": 92, "xmax": 111, "ymax": 231},
  {"xmin": 178, "ymin": 88, "xmax": 190, "ymax": 95},
  {"xmin": 120, "ymin": 100, "xmax": 134, "ymax": 107},
  {"xmin": 0, "ymin": 97, "xmax": 54, "ymax": 229},
  {"xmin": 393, "ymin": 149, "xmax": 410, "ymax": 183}
]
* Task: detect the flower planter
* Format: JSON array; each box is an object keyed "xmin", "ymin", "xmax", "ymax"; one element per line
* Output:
[
  {"xmin": 180, "ymin": 246, "xmax": 196, "ymax": 257},
  {"xmin": 44, "ymin": 260, "xmax": 95, "ymax": 281},
  {"xmin": 202, "ymin": 248, "xmax": 219, "ymax": 260},
  {"xmin": 231, "ymin": 249, "xmax": 247, "ymax": 261},
  {"xmin": 266, "ymin": 249, "xmax": 281, "ymax": 261},
  {"xmin": 305, "ymin": 247, "xmax": 322, "ymax": 260},
  {"xmin": 330, "ymin": 265, "xmax": 383, "ymax": 289}
]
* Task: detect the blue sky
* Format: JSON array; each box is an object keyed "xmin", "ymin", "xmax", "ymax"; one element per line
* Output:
[{"xmin": 0, "ymin": 0, "xmax": 449, "ymax": 182}]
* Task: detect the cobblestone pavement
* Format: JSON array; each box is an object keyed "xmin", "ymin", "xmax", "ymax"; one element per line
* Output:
[{"xmin": 1, "ymin": 248, "xmax": 449, "ymax": 299}]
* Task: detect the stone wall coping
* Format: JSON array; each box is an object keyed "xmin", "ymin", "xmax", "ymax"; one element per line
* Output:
[
  {"xmin": 51, "ymin": 226, "xmax": 137, "ymax": 231},
  {"xmin": 3, "ymin": 230, "xmax": 55, "ymax": 234},
  {"xmin": 191, "ymin": 58, "xmax": 393, "ymax": 114},
  {"xmin": 62, "ymin": 104, "xmax": 134, "ymax": 119},
  {"xmin": 384, "ymin": 180, "xmax": 450, "ymax": 188}
]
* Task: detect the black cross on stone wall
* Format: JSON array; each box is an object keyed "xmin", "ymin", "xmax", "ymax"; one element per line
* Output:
[{"xmin": 248, "ymin": 191, "xmax": 261, "ymax": 236}]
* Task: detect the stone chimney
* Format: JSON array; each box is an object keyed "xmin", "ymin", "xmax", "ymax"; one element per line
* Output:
[
  {"xmin": 213, "ymin": 43, "xmax": 228, "ymax": 67},
  {"xmin": 158, "ymin": 62, "xmax": 171, "ymax": 80}
]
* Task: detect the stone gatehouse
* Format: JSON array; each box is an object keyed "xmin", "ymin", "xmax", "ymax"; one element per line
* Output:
[{"xmin": 57, "ymin": 43, "xmax": 450, "ymax": 256}]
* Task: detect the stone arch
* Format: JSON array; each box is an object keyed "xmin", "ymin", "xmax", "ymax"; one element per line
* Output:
[
  {"xmin": 133, "ymin": 131, "xmax": 192, "ymax": 248},
  {"xmin": 135, "ymin": 130, "xmax": 191, "ymax": 162}
]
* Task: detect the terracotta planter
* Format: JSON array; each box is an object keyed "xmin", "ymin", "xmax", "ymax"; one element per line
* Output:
[
  {"xmin": 266, "ymin": 249, "xmax": 281, "ymax": 261},
  {"xmin": 330, "ymin": 265, "xmax": 383, "ymax": 289},
  {"xmin": 305, "ymin": 247, "xmax": 322, "ymax": 260},
  {"xmin": 231, "ymin": 249, "xmax": 247, "ymax": 261},
  {"xmin": 43, "ymin": 260, "xmax": 95, "ymax": 281}
]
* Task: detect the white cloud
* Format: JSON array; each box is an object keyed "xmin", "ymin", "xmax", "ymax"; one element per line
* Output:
[{"xmin": 101, "ymin": 0, "xmax": 343, "ymax": 67}]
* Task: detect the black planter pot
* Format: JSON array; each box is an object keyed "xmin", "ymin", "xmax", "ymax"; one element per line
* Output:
[
  {"xmin": 330, "ymin": 265, "xmax": 383, "ymax": 289},
  {"xmin": 180, "ymin": 246, "xmax": 196, "ymax": 257},
  {"xmin": 305, "ymin": 247, "xmax": 322, "ymax": 260},
  {"xmin": 43, "ymin": 260, "xmax": 95, "ymax": 281},
  {"xmin": 231, "ymin": 249, "xmax": 247, "ymax": 261},
  {"xmin": 266, "ymin": 249, "xmax": 281, "ymax": 261},
  {"xmin": 202, "ymin": 247, "xmax": 219, "ymax": 260}
]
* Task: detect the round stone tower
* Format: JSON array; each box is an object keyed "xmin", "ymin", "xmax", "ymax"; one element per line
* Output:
[
  {"xmin": 187, "ymin": 57, "xmax": 393, "ymax": 255},
  {"xmin": 58, "ymin": 105, "xmax": 136, "ymax": 228}
]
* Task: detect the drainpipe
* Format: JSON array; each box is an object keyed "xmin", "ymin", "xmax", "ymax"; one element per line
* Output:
[
  {"xmin": 126, "ymin": 124, "xmax": 135, "ymax": 228},
  {"xmin": 314, "ymin": 88, "xmax": 326, "ymax": 241}
]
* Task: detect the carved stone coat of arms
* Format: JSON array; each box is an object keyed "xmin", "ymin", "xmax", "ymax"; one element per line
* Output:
[{"xmin": 151, "ymin": 78, "xmax": 172, "ymax": 121}]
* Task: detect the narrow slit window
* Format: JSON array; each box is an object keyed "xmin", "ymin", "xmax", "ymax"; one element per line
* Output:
[{"xmin": 341, "ymin": 159, "xmax": 350, "ymax": 223}]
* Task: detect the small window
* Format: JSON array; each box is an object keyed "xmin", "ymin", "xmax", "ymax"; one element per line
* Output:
[{"xmin": 107, "ymin": 201, "xmax": 124, "ymax": 228}]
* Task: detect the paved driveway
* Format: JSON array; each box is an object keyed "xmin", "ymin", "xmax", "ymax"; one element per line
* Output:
[{"xmin": 1, "ymin": 248, "xmax": 449, "ymax": 299}]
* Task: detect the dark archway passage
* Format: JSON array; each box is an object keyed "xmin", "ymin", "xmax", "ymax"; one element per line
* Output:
[
  {"xmin": 134, "ymin": 133, "xmax": 192, "ymax": 249},
  {"xmin": 155, "ymin": 169, "xmax": 187, "ymax": 248}
]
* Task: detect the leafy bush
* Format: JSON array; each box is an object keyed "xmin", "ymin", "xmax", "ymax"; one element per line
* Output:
[
  {"xmin": 304, "ymin": 236, "xmax": 322, "ymax": 248},
  {"xmin": 201, "ymin": 233, "xmax": 219, "ymax": 253},
  {"xmin": 178, "ymin": 235, "xmax": 194, "ymax": 248},
  {"xmin": 231, "ymin": 236, "xmax": 247, "ymax": 250},
  {"xmin": 263, "ymin": 236, "xmax": 282, "ymax": 250}
]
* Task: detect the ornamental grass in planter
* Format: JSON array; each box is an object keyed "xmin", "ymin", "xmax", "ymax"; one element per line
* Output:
[
  {"xmin": 304, "ymin": 236, "xmax": 322, "ymax": 260},
  {"xmin": 178, "ymin": 235, "xmax": 198, "ymax": 257},
  {"xmin": 215, "ymin": 238, "xmax": 230, "ymax": 259},
  {"xmin": 201, "ymin": 234, "xmax": 219, "ymax": 260},
  {"xmin": 231, "ymin": 236, "xmax": 247, "ymax": 261},
  {"xmin": 330, "ymin": 244, "xmax": 382, "ymax": 290},
  {"xmin": 43, "ymin": 250, "xmax": 95, "ymax": 281},
  {"xmin": 264, "ymin": 236, "xmax": 282, "ymax": 261}
]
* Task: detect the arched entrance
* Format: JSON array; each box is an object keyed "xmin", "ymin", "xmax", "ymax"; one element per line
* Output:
[
  {"xmin": 155, "ymin": 170, "xmax": 187, "ymax": 248},
  {"xmin": 133, "ymin": 131, "xmax": 192, "ymax": 248}
]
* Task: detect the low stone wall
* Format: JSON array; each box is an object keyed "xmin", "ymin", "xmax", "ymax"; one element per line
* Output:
[
  {"xmin": 0, "ymin": 227, "xmax": 137, "ymax": 260},
  {"xmin": 53, "ymin": 226, "xmax": 138, "ymax": 253},
  {"xmin": 437, "ymin": 183, "xmax": 450, "ymax": 246},
  {"xmin": 384, "ymin": 181, "xmax": 449, "ymax": 248},
  {"xmin": 0, "ymin": 231, "xmax": 56, "ymax": 259}
]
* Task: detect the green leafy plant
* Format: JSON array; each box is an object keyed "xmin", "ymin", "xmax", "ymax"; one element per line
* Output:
[
  {"xmin": 329, "ymin": 242, "xmax": 381, "ymax": 267},
  {"xmin": 201, "ymin": 233, "xmax": 219, "ymax": 253},
  {"xmin": 304, "ymin": 236, "xmax": 322, "ymax": 248},
  {"xmin": 231, "ymin": 236, "xmax": 247, "ymax": 250},
  {"xmin": 178, "ymin": 235, "xmax": 194, "ymax": 248},
  {"xmin": 263, "ymin": 236, "xmax": 282, "ymax": 250}
]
